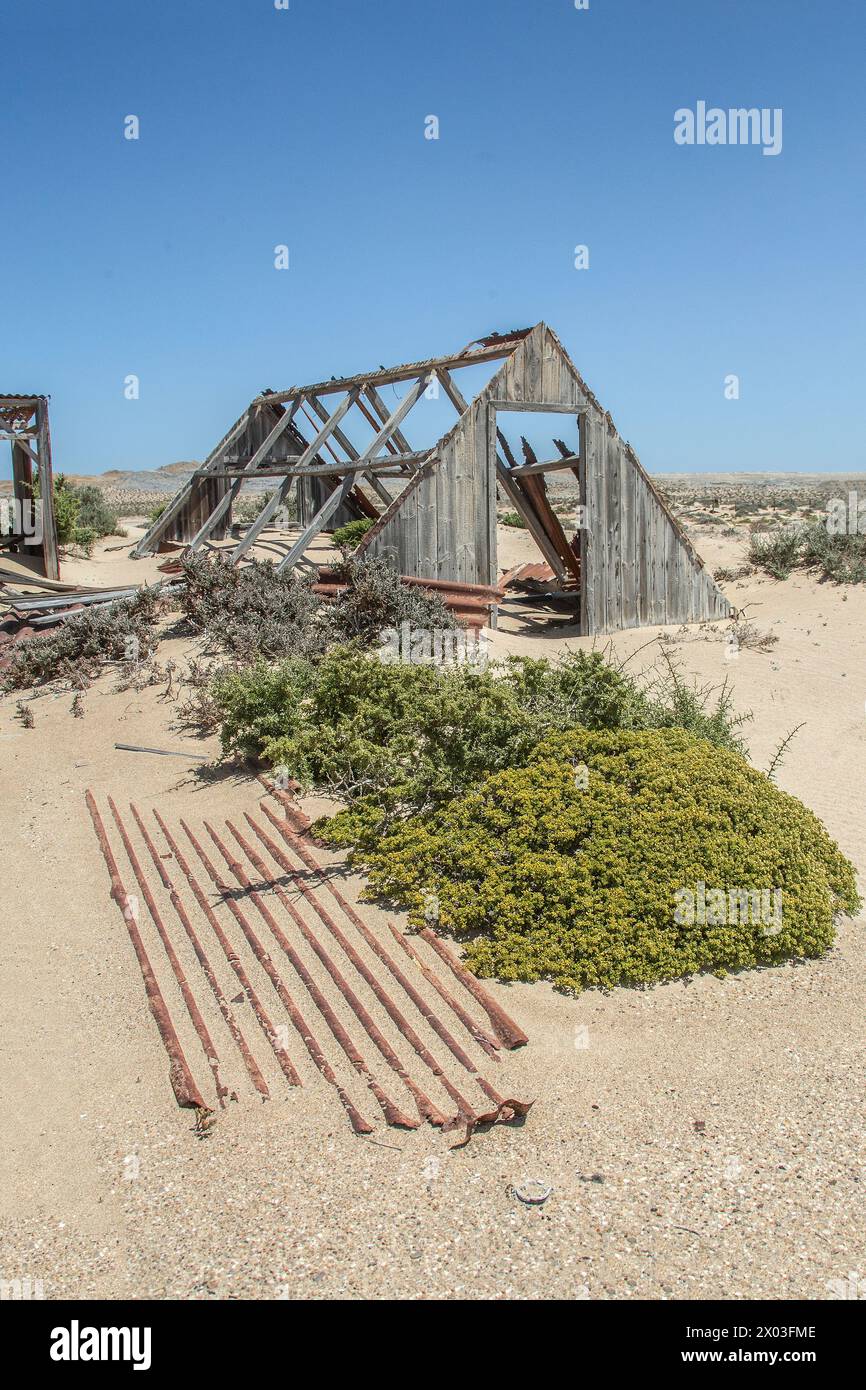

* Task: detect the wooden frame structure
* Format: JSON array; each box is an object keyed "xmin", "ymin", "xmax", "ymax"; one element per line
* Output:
[
  {"xmin": 132, "ymin": 324, "xmax": 730, "ymax": 633},
  {"xmin": 0, "ymin": 394, "xmax": 59, "ymax": 580}
]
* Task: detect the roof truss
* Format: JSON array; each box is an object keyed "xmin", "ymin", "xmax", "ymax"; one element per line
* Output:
[{"xmin": 129, "ymin": 324, "xmax": 731, "ymax": 635}]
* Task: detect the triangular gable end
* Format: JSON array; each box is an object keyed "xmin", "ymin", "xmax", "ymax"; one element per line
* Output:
[{"xmin": 361, "ymin": 322, "xmax": 731, "ymax": 631}]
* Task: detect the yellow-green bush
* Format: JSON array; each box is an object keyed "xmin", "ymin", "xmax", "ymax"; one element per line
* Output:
[{"xmin": 358, "ymin": 728, "xmax": 860, "ymax": 993}]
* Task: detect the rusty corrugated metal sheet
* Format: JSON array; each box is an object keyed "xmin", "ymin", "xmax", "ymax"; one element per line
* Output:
[{"xmin": 314, "ymin": 568, "xmax": 502, "ymax": 629}]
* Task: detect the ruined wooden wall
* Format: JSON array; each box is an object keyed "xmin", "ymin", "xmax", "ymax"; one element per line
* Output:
[{"xmin": 363, "ymin": 323, "xmax": 731, "ymax": 631}]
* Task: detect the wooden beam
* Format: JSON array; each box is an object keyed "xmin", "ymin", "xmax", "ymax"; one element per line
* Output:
[
  {"xmin": 436, "ymin": 368, "xmax": 469, "ymax": 416},
  {"xmin": 207, "ymin": 453, "xmax": 432, "ymax": 480},
  {"xmin": 250, "ymin": 340, "xmax": 523, "ymax": 406},
  {"xmin": 274, "ymin": 373, "xmax": 433, "ymax": 573},
  {"xmin": 494, "ymin": 429, "xmax": 567, "ymax": 580},
  {"xmin": 364, "ymin": 384, "xmax": 415, "ymax": 458},
  {"xmin": 508, "ymin": 455, "xmax": 580, "ymax": 477},
  {"xmin": 3, "ymin": 434, "xmax": 39, "ymax": 464},
  {"xmin": 304, "ymin": 394, "xmax": 392, "ymax": 509},
  {"xmin": 35, "ymin": 397, "xmax": 59, "ymax": 581},
  {"xmin": 273, "ymin": 474, "xmax": 356, "ymax": 574},
  {"xmin": 488, "ymin": 399, "xmax": 584, "ymax": 414},
  {"xmin": 230, "ymin": 389, "xmax": 361, "ymax": 562},
  {"xmin": 186, "ymin": 399, "xmax": 304, "ymax": 554}
]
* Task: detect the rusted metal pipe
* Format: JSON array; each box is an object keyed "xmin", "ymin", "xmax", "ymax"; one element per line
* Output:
[
  {"xmin": 257, "ymin": 775, "xmax": 314, "ymax": 838},
  {"xmin": 419, "ymin": 928, "xmax": 529, "ymax": 1050},
  {"xmin": 152, "ymin": 810, "xmax": 301, "ymax": 1089},
  {"xmin": 131, "ymin": 803, "xmax": 270, "ymax": 1102},
  {"xmin": 385, "ymin": 921, "xmax": 501, "ymax": 1061},
  {"xmin": 240, "ymin": 813, "xmax": 445, "ymax": 1126},
  {"xmin": 85, "ymin": 791, "xmax": 207, "ymax": 1112},
  {"xmin": 107, "ymin": 797, "xmax": 227, "ymax": 1108},
  {"xmin": 186, "ymin": 818, "xmax": 372, "ymax": 1135},
  {"xmin": 260, "ymin": 803, "xmax": 482, "ymax": 1075},
  {"xmin": 221, "ymin": 818, "xmax": 417, "ymax": 1130},
  {"xmin": 258, "ymin": 800, "xmax": 487, "ymax": 1121},
  {"xmin": 253, "ymin": 804, "xmax": 478, "ymax": 1122}
]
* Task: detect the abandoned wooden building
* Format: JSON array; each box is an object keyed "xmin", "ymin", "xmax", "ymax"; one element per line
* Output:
[
  {"xmin": 0, "ymin": 394, "xmax": 59, "ymax": 581},
  {"xmin": 132, "ymin": 323, "xmax": 731, "ymax": 633}
]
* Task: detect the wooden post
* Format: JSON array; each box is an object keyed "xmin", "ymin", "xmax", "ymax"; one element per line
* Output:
[{"xmin": 35, "ymin": 398, "xmax": 59, "ymax": 580}]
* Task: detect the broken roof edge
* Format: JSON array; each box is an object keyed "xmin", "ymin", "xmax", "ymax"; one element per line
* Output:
[{"xmin": 250, "ymin": 327, "xmax": 536, "ymax": 407}]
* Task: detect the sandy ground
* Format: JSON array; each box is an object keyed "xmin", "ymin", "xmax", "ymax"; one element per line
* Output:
[{"xmin": 1, "ymin": 518, "xmax": 864, "ymax": 1301}]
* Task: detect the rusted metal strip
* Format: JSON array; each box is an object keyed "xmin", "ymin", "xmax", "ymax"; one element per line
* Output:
[
  {"xmin": 449, "ymin": 1095, "xmax": 535, "ymax": 1149},
  {"xmin": 259, "ymin": 801, "xmax": 484, "ymax": 1076},
  {"xmin": 107, "ymin": 797, "xmax": 227, "ymax": 1108},
  {"xmin": 185, "ymin": 818, "xmax": 373, "ymax": 1135},
  {"xmin": 221, "ymin": 819, "xmax": 417, "ymax": 1130},
  {"xmin": 386, "ymin": 921, "xmax": 501, "ymax": 1060},
  {"xmin": 418, "ymin": 927, "xmax": 528, "ymax": 1049},
  {"xmin": 242, "ymin": 812, "xmax": 446, "ymax": 1126},
  {"xmin": 152, "ymin": 810, "xmax": 301, "ymax": 1089},
  {"xmin": 260, "ymin": 780, "xmax": 315, "ymax": 838},
  {"xmin": 253, "ymin": 804, "xmax": 477, "ymax": 1122},
  {"xmin": 85, "ymin": 791, "xmax": 207, "ymax": 1112},
  {"xmin": 131, "ymin": 803, "xmax": 270, "ymax": 1102}
]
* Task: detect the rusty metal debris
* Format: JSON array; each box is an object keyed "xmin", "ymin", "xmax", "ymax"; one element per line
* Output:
[
  {"xmin": 313, "ymin": 569, "xmax": 504, "ymax": 631},
  {"xmin": 419, "ymin": 928, "xmax": 529, "ymax": 1050},
  {"xmin": 130, "ymin": 802, "xmax": 270, "ymax": 1102},
  {"xmin": 85, "ymin": 790, "xmax": 207, "ymax": 1112},
  {"xmin": 86, "ymin": 788, "xmax": 532, "ymax": 1139}
]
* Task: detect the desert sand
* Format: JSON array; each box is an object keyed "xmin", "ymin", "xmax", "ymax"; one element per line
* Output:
[{"xmin": 1, "ymin": 504, "xmax": 864, "ymax": 1302}]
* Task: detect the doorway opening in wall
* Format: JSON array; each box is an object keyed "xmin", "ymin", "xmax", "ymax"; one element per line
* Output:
[{"xmin": 492, "ymin": 405, "xmax": 584, "ymax": 629}]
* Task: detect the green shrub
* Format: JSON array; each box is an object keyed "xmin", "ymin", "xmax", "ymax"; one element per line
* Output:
[
  {"xmin": 748, "ymin": 526, "xmax": 802, "ymax": 579},
  {"xmin": 332, "ymin": 518, "xmax": 375, "ymax": 551},
  {"xmin": 52, "ymin": 477, "xmax": 82, "ymax": 545},
  {"xmin": 74, "ymin": 485, "xmax": 119, "ymax": 539},
  {"xmin": 356, "ymin": 728, "xmax": 860, "ymax": 993},
  {"xmin": 209, "ymin": 646, "xmax": 750, "ymax": 848},
  {"xmin": 500, "ymin": 511, "xmax": 526, "ymax": 528},
  {"xmin": 49, "ymin": 478, "xmax": 119, "ymax": 553},
  {"xmin": 798, "ymin": 520, "xmax": 866, "ymax": 584},
  {"xmin": 148, "ymin": 502, "xmax": 167, "ymax": 524}
]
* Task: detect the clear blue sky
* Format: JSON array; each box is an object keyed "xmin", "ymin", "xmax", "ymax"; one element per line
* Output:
[{"xmin": 1, "ymin": 0, "xmax": 863, "ymax": 476}]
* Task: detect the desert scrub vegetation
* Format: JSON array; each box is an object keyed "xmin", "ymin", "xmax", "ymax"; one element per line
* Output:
[
  {"xmin": 209, "ymin": 645, "xmax": 750, "ymax": 848},
  {"xmin": 331, "ymin": 518, "xmax": 375, "ymax": 551},
  {"xmin": 178, "ymin": 552, "xmax": 457, "ymax": 662},
  {"xmin": 1, "ymin": 588, "xmax": 162, "ymax": 691},
  {"xmin": 179, "ymin": 553, "xmax": 325, "ymax": 662},
  {"xmin": 500, "ymin": 511, "xmax": 526, "ymax": 528},
  {"xmin": 749, "ymin": 521, "xmax": 866, "ymax": 583},
  {"xmin": 47, "ymin": 477, "xmax": 122, "ymax": 554},
  {"xmin": 356, "ymin": 728, "xmax": 860, "ymax": 993},
  {"xmin": 322, "ymin": 555, "xmax": 457, "ymax": 646}
]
